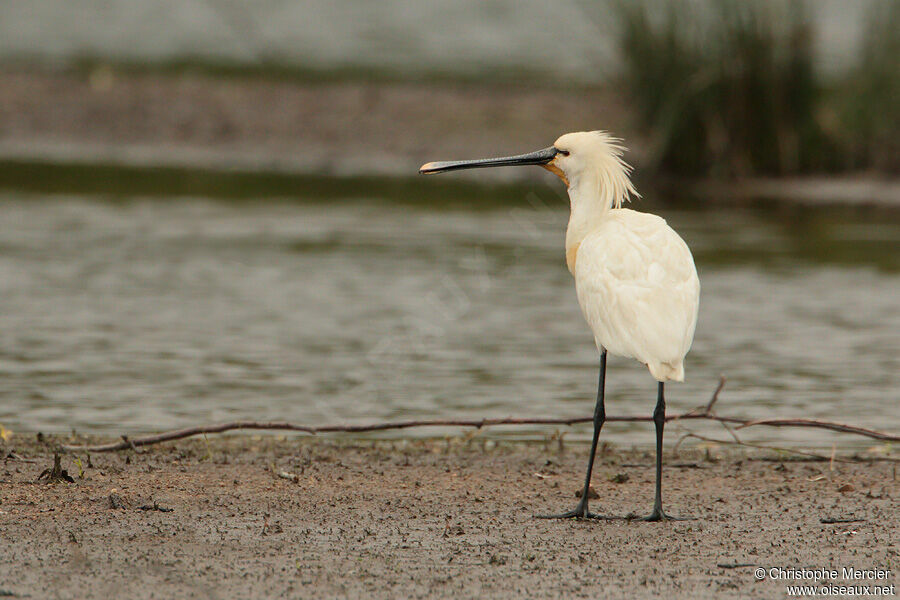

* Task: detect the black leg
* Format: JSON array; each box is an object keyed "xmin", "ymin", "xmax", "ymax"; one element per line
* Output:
[
  {"xmin": 536, "ymin": 349, "xmax": 615, "ymax": 520},
  {"xmin": 635, "ymin": 382, "xmax": 688, "ymax": 522}
]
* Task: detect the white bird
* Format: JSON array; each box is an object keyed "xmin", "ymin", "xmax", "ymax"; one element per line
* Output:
[{"xmin": 420, "ymin": 131, "xmax": 700, "ymax": 521}]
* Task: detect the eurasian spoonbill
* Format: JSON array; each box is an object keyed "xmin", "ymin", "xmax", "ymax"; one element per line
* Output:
[{"xmin": 420, "ymin": 131, "xmax": 700, "ymax": 521}]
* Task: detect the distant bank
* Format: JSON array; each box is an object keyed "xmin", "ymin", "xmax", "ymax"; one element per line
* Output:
[{"xmin": 0, "ymin": 68, "xmax": 897, "ymax": 208}]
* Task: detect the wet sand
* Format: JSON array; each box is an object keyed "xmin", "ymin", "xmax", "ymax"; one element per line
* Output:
[
  {"xmin": 0, "ymin": 67, "xmax": 629, "ymax": 179},
  {"xmin": 0, "ymin": 436, "xmax": 896, "ymax": 599},
  {"xmin": 2, "ymin": 67, "xmax": 898, "ymax": 207}
]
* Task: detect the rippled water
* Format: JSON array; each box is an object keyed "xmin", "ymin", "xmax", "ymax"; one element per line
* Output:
[{"xmin": 0, "ymin": 190, "xmax": 897, "ymax": 446}]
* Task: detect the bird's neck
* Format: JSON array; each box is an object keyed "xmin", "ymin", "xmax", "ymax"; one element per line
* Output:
[{"xmin": 564, "ymin": 171, "xmax": 613, "ymax": 274}]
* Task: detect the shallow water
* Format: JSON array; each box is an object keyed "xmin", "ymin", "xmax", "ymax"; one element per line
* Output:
[{"xmin": 0, "ymin": 190, "xmax": 897, "ymax": 446}]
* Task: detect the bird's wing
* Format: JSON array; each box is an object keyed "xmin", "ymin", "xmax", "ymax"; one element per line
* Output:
[{"xmin": 574, "ymin": 211, "xmax": 700, "ymax": 372}]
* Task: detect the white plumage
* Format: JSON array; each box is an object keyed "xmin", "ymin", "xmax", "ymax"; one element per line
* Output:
[
  {"xmin": 574, "ymin": 209, "xmax": 699, "ymax": 381},
  {"xmin": 553, "ymin": 131, "xmax": 700, "ymax": 384},
  {"xmin": 420, "ymin": 130, "xmax": 701, "ymax": 521}
]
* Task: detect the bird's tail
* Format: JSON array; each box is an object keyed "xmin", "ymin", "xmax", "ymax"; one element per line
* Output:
[{"xmin": 648, "ymin": 360, "xmax": 684, "ymax": 383}]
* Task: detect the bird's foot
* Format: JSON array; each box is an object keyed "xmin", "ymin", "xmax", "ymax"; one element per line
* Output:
[
  {"xmin": 627, "ymin": 508, "xmax": 692, "ymax": 522},
  {"xmin": 535, "ymin": 504, "xmax": 619, "ymax": 521}
]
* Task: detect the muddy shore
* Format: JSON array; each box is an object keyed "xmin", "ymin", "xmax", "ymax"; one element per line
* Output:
[
  {"xmin": 2, "ymin": 67, "xmax": 897, "ymax": 206},
  {"xmin": 0, "ymin": 436, "xmax": 896, "ymax": 599},
  {"xmin": 0, "ymin": 67, "xmax": 628, "ymax": 179}
]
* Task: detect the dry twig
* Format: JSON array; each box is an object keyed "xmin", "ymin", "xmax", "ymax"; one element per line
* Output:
[{"xmin": 58, "ymin": 379, "xmax": 898, "ymax": 453}]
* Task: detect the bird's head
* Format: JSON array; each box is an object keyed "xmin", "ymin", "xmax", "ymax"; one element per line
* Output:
[{"xmin": 420, "ymin": 130, "xmax": 637, "ymax": 209}]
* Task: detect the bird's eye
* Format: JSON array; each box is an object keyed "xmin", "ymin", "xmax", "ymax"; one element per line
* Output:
[{"xmin": 556, "ymin": 149, "xmax": 570, "ymax": 156}]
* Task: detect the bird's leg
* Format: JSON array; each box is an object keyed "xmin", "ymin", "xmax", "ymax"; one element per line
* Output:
[
  {"xmin": 634, "ymin": 382, "xmax": 689, "ymax": 522},
  {"xmin": 536, "ymin": 349, "xmax": 615, "ymax": 520}
]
